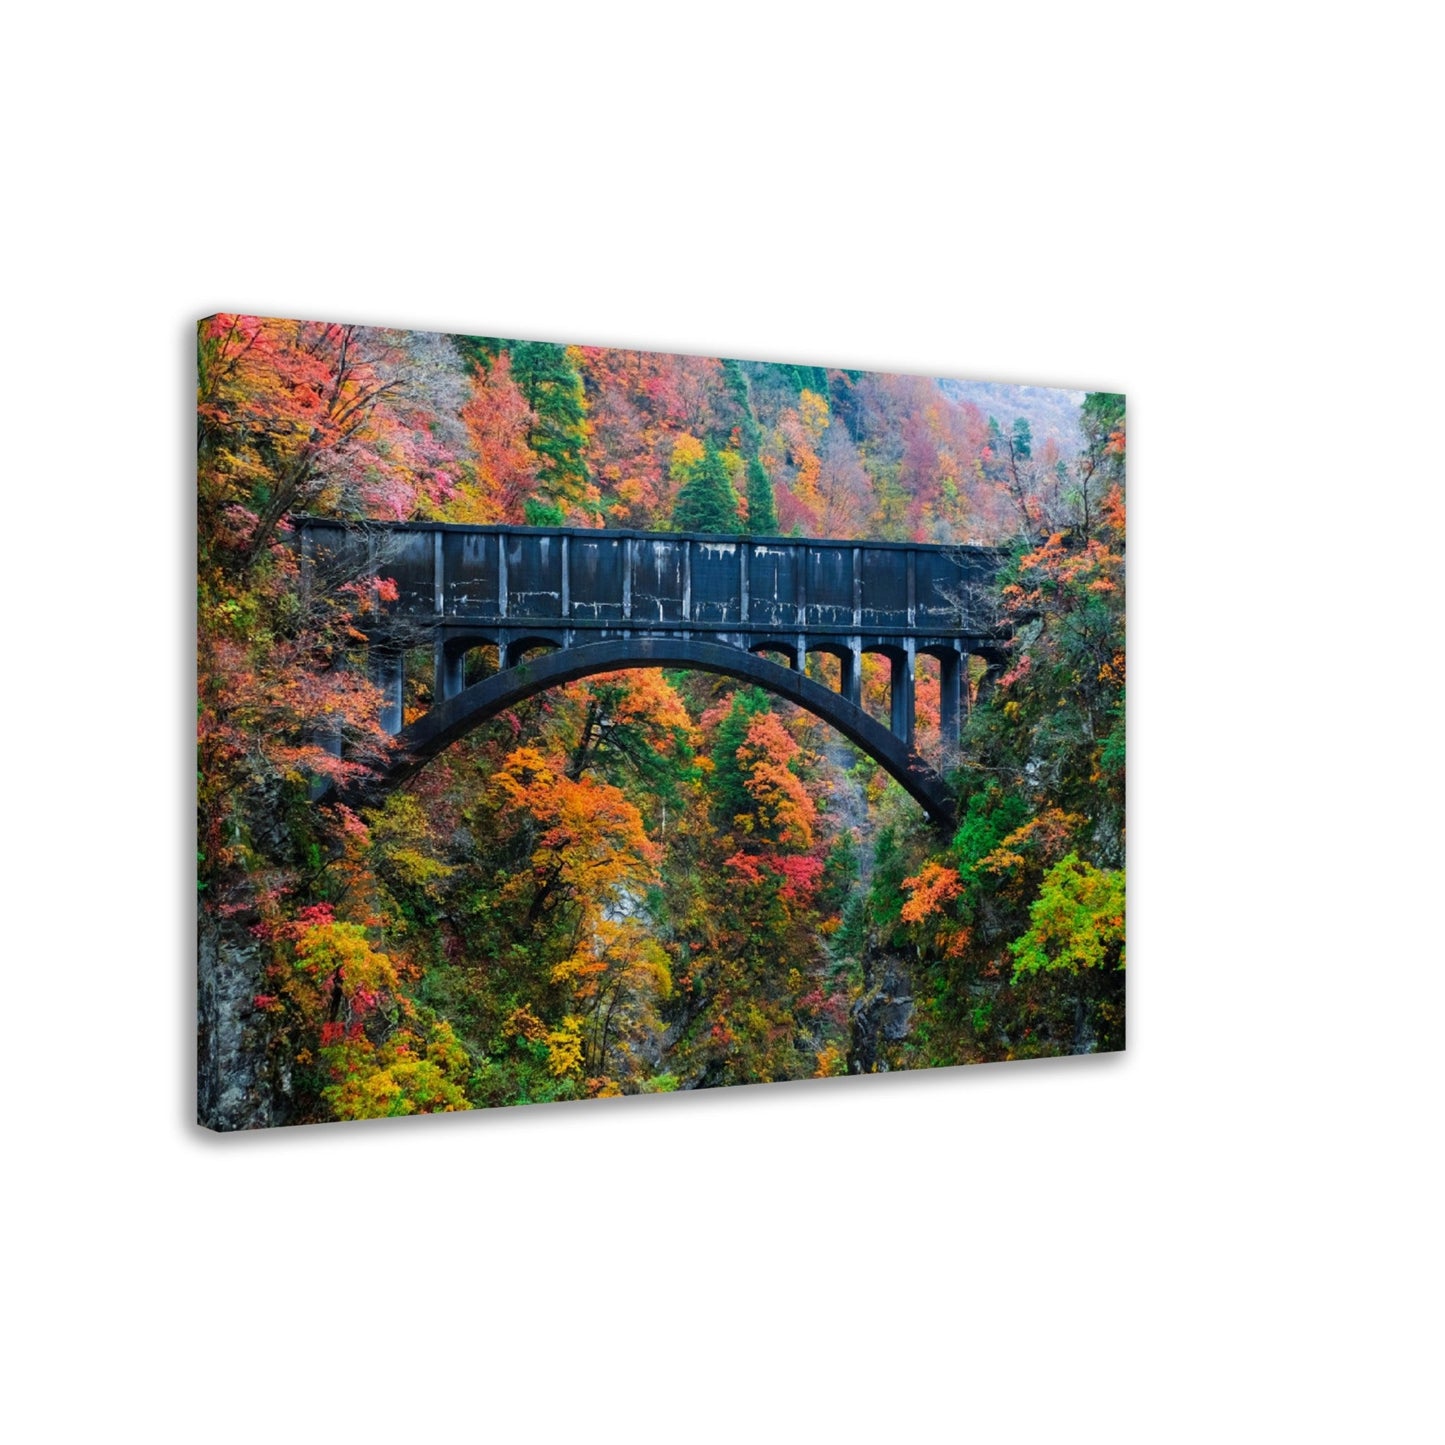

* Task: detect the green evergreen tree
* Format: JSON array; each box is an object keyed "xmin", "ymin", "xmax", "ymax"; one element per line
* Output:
[
  {"xmin": 1079, "ymin": 392, "xmax": 1125, "ymax": 483},
  {"xmin": 721, "ymin": 359, "xmax": 777, "ymax": 534},
  {"xmin": 1074, "ymin": 391, "xmax": 1126, "ymax": 540},
  {"xmin": 788, "ymin": 363, "xmax": 830, "ymax": 396},
  {"xmin": 507, "ymin": 341, "xmax": 593, "ymax": 520},
  {"xmin": 449, "ymin": 333, "xmax": 506, "ymax": 375},
  {"xmin": 673, "ymin": 441, "xmax": 740, "ymax": 533},
  {"xmin": 721, "ymin": 357, "xmax": 751, "ymax": 417},
  {"xmin": 745, "ymin": 457, "xmax": 777, "ymax": 534},
  {"xmin": 709, "ymin": 688, "xmax": 771, "ymax": 826}
]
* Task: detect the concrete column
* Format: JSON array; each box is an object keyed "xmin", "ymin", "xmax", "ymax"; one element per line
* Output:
[
  {"xmin": 890, "ymin": 641, "xmax": 916, "ymax": 744},
  {"xmin": 370, "ymin": 646, "xmax": 404, "ymax": 736},
  {"xmin": 622, "ymin": 538, "xmax": 633, "ymax": 620},
  {"xmin": 843, "ymin": 639, "xmax": 862, "ymax": 707},
  {"xmin": 300, "ymin": 524, "xmax": 315, "ymax": 607},
  {"xmin": 795, "ymin": 635, "xmax": 806, "ymax": 672},
  {"xmin": 906, "ymin": 550, "xmax": 917, "ymax": 627},
  {"xmin": 560, "ymin": 534, "xmax": 570, "ymax": 618},
  {"xmin": 682, "ymin": 539, "xmax": 692, "ymax": 623},
  {"xmin": 796, "ymin": 545, "xmax": 807, "ymax": 628},
  {"xmin": 905, "ymin": 638, "xmax": 917, "ymax": 744},
  {"xmin": 852, "ymin": 546, "xmax": 863, "ymax": 627},
  {"xmin": 433, "ymin": 530, "xmax": 444, "ymax": 615},
  {"xmin": 889, "ymin": 651, "xmax": 907, "ymax": 738},
  {"xmin": 435, "ymin": 636, "xmax": 465, "ymax": 702},
  {"xmin": 740, "ymin": 543, "xmax": 750, "ymax": 624},
  {"xmin": 309, "ymin": 710, "xmax": 343, "ymax": 800},
  {"xmin": 497, "ymin": 533, "xmax": 508, "ymax": 619},
  {"xmin": 939, "ymin": 648, "xmax": 962, "ymax": 754}
]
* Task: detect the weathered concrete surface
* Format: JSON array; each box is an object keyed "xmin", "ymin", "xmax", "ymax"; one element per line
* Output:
[{"xmin": 300, "ymin": 519, "xmax": 1005, "ymax": 637}]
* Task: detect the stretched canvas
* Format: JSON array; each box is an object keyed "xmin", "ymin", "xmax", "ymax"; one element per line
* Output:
[{"xmin": 197, "ymin": 315, "xmax": 1125, "ymax": 1130}]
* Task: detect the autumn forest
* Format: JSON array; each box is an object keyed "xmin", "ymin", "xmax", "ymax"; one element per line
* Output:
[{"xmin": 196, "ymin": 315, "xmax": 1126, "ymax": 1130}]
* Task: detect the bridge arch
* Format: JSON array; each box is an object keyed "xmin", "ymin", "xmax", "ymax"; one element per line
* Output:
[
  {"xmin": 501, "ymin": 633, "xmax": 564, "ymax": 668},
  {"xmin": 342, "ymin": 637, "xmax": 958, "ymax": 825}
]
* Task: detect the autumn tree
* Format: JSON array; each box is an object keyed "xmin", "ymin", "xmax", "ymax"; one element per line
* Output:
[
  {"xmin": 721, "ymin": 358, "xmax": 778, "ymax": 533},
  {"xmin": 506, "ymin": 341, "xmax": 594, "ymax": 523},
  {"xmin": 816, "ymin": 428, "xmax": 874, "ymax": 538},
  {"xmin": 573, "ymin": 346, "xmax": 732, "ymax": 527},
  {"xmin": 196, "ymin": 316, "xmax": 469, "ymax": 901},
  {"xmin": 454, "ymin": 350, "xmax": 540, "ymax": 523},
  {"xmin": 197, "ymin": 315, "xmax": 475, "ymax": 1126},
  {"xmin": 1074, "ymin": 392, "xmax": 1126, "ymax": 540},
  {"xmin": 770, "ymin": 388, "xmax": 830, "ymax": 533},
  {"xmin": 730, "ymin": 710, "xmax": 818, "ymax": 851},
  {"xmin": 661, "ymin": 692, "xmax": 843, "ymax": 1088},
  {"xmin": 560, "ymin": 668, "xmax": 700, "ymax": 808},
  {"xmin": 197, "ymin": 315, "xmax": 467, "ymax": 567},
  {"xmin": 875, "ymin": 403, "xmax": 1126, "ymax": 1065}
]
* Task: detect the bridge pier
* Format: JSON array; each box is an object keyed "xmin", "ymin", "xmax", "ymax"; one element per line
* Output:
[
  {"xmin": 435, "ymin": 636, "xmax": 465, "ymax": 703},
  {"xmin": 938, "ymin": 648, "xmax": 962, "ymax": 754},
  {"xmin": 841, "ymin": 639, "xmax": 862, "ymax": 708},
  {"xmin": 369, "ymin": 645, "xmax": 404, "ymax": 736},
  {"xmin": 889, "ymin": 641, "xmax": 916, "ymax": 745}
]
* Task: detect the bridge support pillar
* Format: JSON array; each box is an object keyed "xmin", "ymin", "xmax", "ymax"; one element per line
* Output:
[
  {"xmin": 890, "ymin": 641, "xmax": 916, "ymax": 745},
  {"xmin": 435, "ymin": 636, "xmax": 465, "ymax": 703},
  {"xmin": 794, "ymin": 635, "xmax": 806, "ymax": 672},
  {"xmin": 842, "ymin": 640, "xmax": 862, "ymax": 708},
  {"xmin": 369, "ymin": 646, "xmax": 404, "ymax": 736},
  {"xmin": 939, "ymin": 649, "xmax": 962, "ymax": 754}
]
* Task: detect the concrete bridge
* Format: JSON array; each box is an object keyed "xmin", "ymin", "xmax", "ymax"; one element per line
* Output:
[{"xmin": 300, "ymin": 520, "xmax": 1008, "ymax": 826}]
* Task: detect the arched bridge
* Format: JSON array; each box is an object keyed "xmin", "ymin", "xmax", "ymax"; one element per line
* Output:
[{"xmin": 300, "ymin": 520, "xmax": 1008, "ymax": 827}]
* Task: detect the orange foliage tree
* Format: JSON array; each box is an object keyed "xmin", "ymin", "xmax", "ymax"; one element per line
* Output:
[{"xmin": 454, "ymin": 350, "xmax": 540, "ymax": 523}]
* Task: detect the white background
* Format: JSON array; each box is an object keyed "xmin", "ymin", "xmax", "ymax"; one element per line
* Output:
[{"xmin": 4, "ymin": 4, "xmax": 1439, "ymax": 1441}]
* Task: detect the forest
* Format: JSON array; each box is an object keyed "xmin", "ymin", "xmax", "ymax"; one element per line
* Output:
[{"xmin": 196, "ymin": 315, "xmax": 1126, "ymax": 1129}]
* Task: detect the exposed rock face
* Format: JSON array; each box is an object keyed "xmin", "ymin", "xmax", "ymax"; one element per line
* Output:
[
  {"xmin": 848, "ymin": 937, "xmax": 914, "ymax": 1073},
  {"xmin": 197, "ymin": 912, "xmax": 280, "ymax": 1131}
]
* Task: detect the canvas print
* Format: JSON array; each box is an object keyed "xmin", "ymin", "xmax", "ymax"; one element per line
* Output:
[{"xmin": 197, "ymin": 315, "xmax": 1125, "ymax": 1130}]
